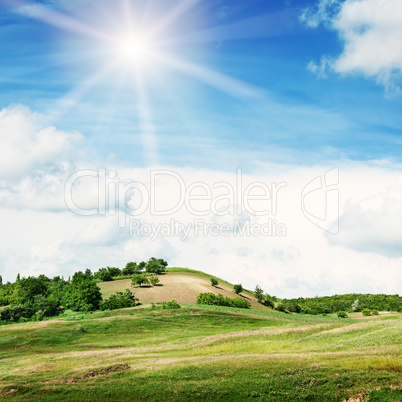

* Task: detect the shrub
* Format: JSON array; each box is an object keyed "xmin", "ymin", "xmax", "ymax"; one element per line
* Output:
[
  {"xmin": 362, "ymin": 308, "xmax": 372, "ymax": 316},
  {"xmin": 131, "ymin": 274, "xmax": 149, "ymax": 287},
  {"xmin": 158, "ymin": 299, "xmax": 181, "ymax": 309},
  {"xmin": 276, "ymin": 303, "xmax": 287, "ymax": 313},
  {"xmin": 285, "ymin": 302, "xmax": 301, "ymax": 313},
  {"xmin": 372, "ymin": 309, "xmax": 379, "ymax": 315},
  {"xmin": 230, "ymin": 297, "xmax": 251, "ymax": 309},
  {"xmin": 196, "ymin": 293, "xmax": 250, "ymax": 309},
  {"xmin": 210, "ymin": 278, "xmax": 219, "ymax": 287},
  {"xmin": 149, "ymin": 276, "xmax": 160, "ymax": 286},
  {"xmin": 0, "ymin": 304, "xmax": 36, "ymax": 322},
  {"xmin": 233, "ymin": 284, "xmax": 243, "ymax": 294},
  {"xmin": 337, "ymin": 310, "xmax": 348, "ymax": 318},
  {"xmin": 261, "ymin": 294, "xmax": 275, "ymax": 309},
  {"xmin": 166, "ymin": 299, "xmax": 181, "ymax": 309},
  {"xmin": 100, "ymin": 289, "xmax": 139, "ymax": 310}
]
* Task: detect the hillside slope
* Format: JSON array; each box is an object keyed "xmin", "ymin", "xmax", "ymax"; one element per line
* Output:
[
  {"xmin": 0, "ymin": 305, "xmax": 400, "ymax": 401},
  {"xmin": 98, "ymin": 269, "xmax": 265, "ymax": 309}
]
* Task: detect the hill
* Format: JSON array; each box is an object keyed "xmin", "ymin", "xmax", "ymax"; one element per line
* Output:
[
  {"xmin": 98, "ymin": 268, "xmax": 265, "ymax": 309},
  {"xmin": 0, "ymin": 304, "xmax": 400, "ymax": 401}
]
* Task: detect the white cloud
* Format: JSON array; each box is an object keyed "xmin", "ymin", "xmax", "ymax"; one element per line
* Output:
[
  {"xmin": 328, "ymin": 180, "xmax": 402, "ymax": 257},
  {"xmin": 307, "ymin": 56, "xmax": 332, "ymax": 78},
  {"xmin": 0, "ymin": 104, "xmax": 82, "ymax": 181},
  {"xmin": 0, "ymin": 104, "xmax": 400, "ymax": 296},
  {"xmin": 302, "ymin": 0, "xmax": 402, "ymax": 91},
  {"xmin": 300, "ymin": 0, "xmax": 341, "ymax": 28},
  {"xmin": 0, "ymin": 159, "xmax": 401, "ymax": 297}
]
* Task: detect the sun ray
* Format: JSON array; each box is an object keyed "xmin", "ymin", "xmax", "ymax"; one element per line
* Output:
[
  {"xmin": 160, "ymin": 9, "xmax": 300, "ymax": 46},
  {"xmin": 131, "ymin": 65, "xmax": 160, "ymax": 166},
  {"xmin": 48, "ymin": 59, "xmax": 120, "ymax": 122},
  {"xmin": 147, "ymin": 0, "xmax": 202, "ymax": 39},
  {"xmin": 156, "ymin": 54, "xmax": 265, "ymax": 100},
  {"xmin": 1, "ymin": 0, "xmax": 111, "ymax": 42}
]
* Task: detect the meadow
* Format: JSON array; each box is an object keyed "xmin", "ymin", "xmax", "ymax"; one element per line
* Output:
[{"xmin": 0, "ymin": 303, "xmax": 400, "ymax": 401}]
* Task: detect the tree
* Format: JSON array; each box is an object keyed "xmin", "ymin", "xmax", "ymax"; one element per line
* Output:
[
  {"xmin": 96, "ymin": 268, "xmax": 113, "ymax": 282},
  {"xmin": 16, "ymin": 273, "xmax": 20, "ymax": 282},
  {"xmin": 16, "ymin": 276, "xmax": 49, "ymax": 304},
  {"xmin": 122, "ymin": 262, "xmax": 140, "ymax": 275},
  {"xmin": 0, "ymin": 275, "xmax": 2, "ymax": 285},
  {"xmin": 210, "ymin": 278, "xmax": 219, "ymax": 287},
  {"xmin": 254, "ymin": 285, "xmax": 264, "ymax": 303},
  {"xmin": 145, "ymin": 257, "xmax": 168, "ymax": 274},
  {"xmin": 131, "ymin": 274, "xmax": 149, "ymax": 287},
  {"xmin": 149, "ymin": 276, "xmax": 160, "ymax": 286},
  {"xmin": 63, "ymin": 273, "xmax": 102, "ymax": 311},
  {"xmin": 107, "ymin": 267, "xmax": 121, "ymax": 277},
  {"xmin": 233, "ymin": 284, "xmax": 243, "ymax": 295}
]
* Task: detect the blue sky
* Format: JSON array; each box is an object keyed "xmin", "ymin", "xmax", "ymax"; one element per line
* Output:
[
  {"xmin": 1, "ymin": 0, "xmax": 401, "ymax": 168},
  {"xmin": 0, "ymin": 0, "xmax": 402, "ymax": 295}
]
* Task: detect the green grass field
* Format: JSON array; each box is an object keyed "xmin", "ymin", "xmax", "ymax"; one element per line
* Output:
[{"xmin": 0, "ymin": 303, "xmax": 400, "ymax": 401}]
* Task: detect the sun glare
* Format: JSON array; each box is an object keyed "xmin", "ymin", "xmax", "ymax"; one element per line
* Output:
[{"xmin": 116, "ymin": 35, "xmax": 152, "ymax": 63}]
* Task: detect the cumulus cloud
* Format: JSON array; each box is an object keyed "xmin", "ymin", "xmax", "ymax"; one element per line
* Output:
[
  {"xmin": 302, "ymin": 0, "xmax": 402, "ymax": 91},
  {"xmin": 0, "ymin": 104, "xmax": 82, "ymax": 181},
  {"xmin": 328, "ymin": 180, "xmax": 402, "ymax": 257}
]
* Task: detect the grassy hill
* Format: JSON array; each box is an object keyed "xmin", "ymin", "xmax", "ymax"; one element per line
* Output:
[
  {"xmin": 98, "ymin": 268, "xmax": 264, "ymax": 309},
  {"xmin": 0, "ymin": 268, "xmax": 401, "ymax": 401}
]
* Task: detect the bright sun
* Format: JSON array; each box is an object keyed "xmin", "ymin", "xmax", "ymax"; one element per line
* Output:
[{"xmin": 116, "ymin": 35, "xmax": 152, "ymax": 64}]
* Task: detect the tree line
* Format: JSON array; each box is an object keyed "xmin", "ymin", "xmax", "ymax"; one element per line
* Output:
[
  {"xmin": 253, "ymin": 287, "xmax": 402, "ymax": 315},
  {"xmin": 0, "ymin": 257, "xmax": 168, "ymax": 323}
]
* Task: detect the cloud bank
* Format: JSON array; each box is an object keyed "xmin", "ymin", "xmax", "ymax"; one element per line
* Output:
[
  {"xmin": 0, "ymin": 104, "xmax": 401, "ymax": 297},
  {"xmin": 303, "ymin": 0, "xmax": 402, "ymax": 91}
]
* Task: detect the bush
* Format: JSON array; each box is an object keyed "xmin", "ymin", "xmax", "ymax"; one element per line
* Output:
[
  {"xmin": 0, "ymin": 304, "xmax": 36, "ymax": 322},
  {"xmin": 100, "ymin": 289, "xmax": 139, "ymax": 310},
  {"xmin": 131, "ymin": 274, "xmax": 149, "ymax": 287},
  {"xmin": 276, "ymin": 303, "xmax": 287, "ymax": 313},
  {"xmin": 166, "ymin": 299, "xmax": 181, "ymax": 309},
  {"xmin": 261, "ymin": 294, "xmax": 275, "ymax": 309},
  {"xmin": 372, "ymin": 309, "xmax": 379, "ymax": 315},
  {"xmin": 158, "ymin": 299, "xmax": 181, "ymax": 309},
  {"xmin": 210, "ymin": 278, "xmax": 219, "ymax": 287},
  {"xmin": 149, "ymin": 276, "xmax": 160, "ymax": 286},
  {"xmin": 233, "ymin": 284, "xmax": 243, "ymax": 294},
  {"xmin": 362, "ymin": 308, "xmax": 372, "ymax": 316},
  {"xmin": 337, "ymin": 311, "xmax": 348, "ymax": 318},
  {"xmin": 196, "ymin": 293, "xmax": 250, "ymax": 309}
]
